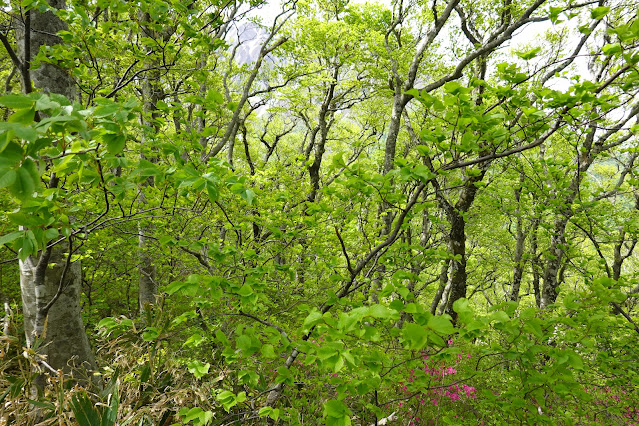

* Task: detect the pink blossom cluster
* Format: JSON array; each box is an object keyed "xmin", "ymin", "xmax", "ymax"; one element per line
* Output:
[
  {"xmin": 397, "ymin": 349, "xmax": 477, "ymax": 412},
  {"xmin": 583, "ymin": 386, "xmax": 639, "ymax": 424}
]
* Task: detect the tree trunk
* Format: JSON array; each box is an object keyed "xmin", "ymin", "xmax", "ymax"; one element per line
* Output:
[
  {"xmin": 20, "ymin": 252, "xmax": 96, "ymax": 374},
  {"xmin": 16, "ymin": 0, "xmax": 95, "ymax": 379},
  {"xmin": 138, "ymin": 11, "xmax": 162, "ymax": 314},
  {"xmin": 430, "ymin": 261, "xmax": 449, "ymax": 315},
  {"xmin": 529, "ymin": 218, "xmax": 542, "ymax": 307},
  {"xmin": 15, "ymin": 0, "xmax": 75, "ymax": 99},
  {"xmin": 510, "ymin": 180, "xmax": 526, "ymax": 302},
  {"xmin": 443, "ymin": 211, "xmax": 467, "ymax": 318},
  {"xmin": 540, "ymin": 217, "xmax": 569, "ymax": 308}
]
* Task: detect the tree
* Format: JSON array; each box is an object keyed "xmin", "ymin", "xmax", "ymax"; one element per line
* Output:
[
  {"xmin": 1, "ymin": 0, "xmax": 638, "ymax": 424},
  {"xmin": 1, "ymin": 0, "xmax": 96, "ymax": 383}
]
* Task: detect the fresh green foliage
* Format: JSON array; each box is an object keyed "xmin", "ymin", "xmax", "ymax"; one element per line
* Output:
[{"xmin": 1, "ymin": 0, "xmax": 639, "ymax": 424}]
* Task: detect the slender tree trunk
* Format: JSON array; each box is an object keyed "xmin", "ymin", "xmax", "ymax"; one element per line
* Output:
[
  {"xmin": 529, "ymin": 218, "xmax": 542, "ymax": 307},
  {"xmin": 510, "ymin": 179, "xmax": 526, "ymax": 302},
  {"xmin": 430, "ymin": 261, "xmax": 449, "ymax": 314},
  {"xmin": 138, "ymin": 12, "xmax": 162, "ymax": 314}
]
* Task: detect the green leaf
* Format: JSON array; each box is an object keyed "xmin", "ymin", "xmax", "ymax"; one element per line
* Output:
[
  {"xmin": 258, "ymin": 406, "xmax": 280, "ymax": 420},
  {"xmin": 428, "ymin": 315, "xmax": 455, "ymax": 335},
  {"xmin": 402, "ymin": 323, "xmax": 428, "ymax": 350},
  {"xmin": 602, "ymin": 43, "xmax": 622, "ymax": 55},
  {"xmin": 11, "ymin": 167, "xmax": 36, "ymax": 200},
  {"xmin": 8, "ymin": 107, "xmax": 35, "ymax": 124},
  {"xmin": 35, "ymin": 96, "xmax": 61, "ymax": 111},
  {"xmin": 186, "ymin": 360, "xmax": 210, "ymax": 379},
  {"xmin": 241, "ymin": 188, "xmax": 256, "ymax": 205},
  {"xmin": 0, "ymin": 168, "xmax": 17, "ymax": 188},
  {"xmin": 70, "ymin": 393, "xmax": 101, "ymax": 426},
  {"xmin": 0, "ymin": 94, "xmax": 35, "ymax": 109},
  {"xmin": 183, "ymin": 333, "xmax": 205, "ymax": 348},
  {"xmin": 141, "ymin": 327, "xmax": 160, "ymax": 341},
  {"xmin": 453, "ymin": 298, "xmax": 473, "ymax": 323},
  {"xmin": 93, "ymin": 102, "xmax": 120, "ymax": 118},
  {"xmin": 590, "ymin": 6, "xmax": 610, "ymax": 20},
  {"xmin": 549, "ymin": 6, "xmax": 563, "ymax": 24},
  {"xmin": 302, "ymin": 309, "xmax": 324, "ymax": 332},
  {"xmin": 0, "ymin": 231, "xmax": 23, "ymax": 247},
  {"xmin": 368, "ymin": 304, "xmax": 395, "ymax": 319},
  {"xmin": 236, "ymin": 284, "xmax": 253, "ymax": 297},
  {"xmin": 97, "ymin": 317, "xmax": 118, "ymax": 330},
  {"xmin": 103, "ymin": 133, "xmax": 126, "ymax": 154},
  {"xmin": 179, "ymin": 407, "xmax": 213, "ymax": 425},
  {"xmin": 323, "ymin": 400, "xmax": 352, "ymax": 425},
  {"xmin": 261, "ymin": 344, "xmax": 277, "ymax": 359},
  {"xmin": 216, "ymin": 390, "xmax": 241, "ymax": 412},
  {"xmin": 206, "ymin": 90, "xmax": 224, "ymax": 104},
  {"xmin": 516, "ymin": 46, "xmax": 542, "ymax": 60},
  {"xmin": 43, "ymin": 228, "xmax": 59, "ymax": 242},
  {"xmin": 0, "ymin": 123, "xmax": 38, "ymax": 142},
  {"xmin": 443, "ymin": 81, "xmax": 463, "ymax": 94}
]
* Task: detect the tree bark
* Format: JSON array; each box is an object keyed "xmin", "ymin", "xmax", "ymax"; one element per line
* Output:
[
  {"xmin": 15, "ymin": 0, "xmax": 95, "ymax": 379},
  {"xmin": 20, "ymin": 251, "xmax": 96, "ymax": 374},
  {"xmin": 442, "ymin": 210, "xmax": 468, "ymax": 318},
  {"xmin": 510, "ymin": 177, "xmax": 526, "ymax": 302},
  {"xmin": 137, "ymin": 11, "xmax": 163, "ymax": 314},
  {"xmin": 15, "ymin": 1, "xmax": 75, "ymax": 98}
]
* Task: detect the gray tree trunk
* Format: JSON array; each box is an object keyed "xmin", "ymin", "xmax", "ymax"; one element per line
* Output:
[
  {"xmin": 137, "ymin": 11, "xmax": 162, "ymax": 314},
  {"xmin": 20, "ymin": 252, "xmax": 96, "ymax": 374},
  {"xmin": 16, "ymin": 0, "xmax": 95, "ymax": 378},
  {"xmin": 15, "ymin": 0, "xmax": 75, "ymax": 99},
  {"xmin": 510, "ymin": 179, "xmax": 526, "ymax": 302}
]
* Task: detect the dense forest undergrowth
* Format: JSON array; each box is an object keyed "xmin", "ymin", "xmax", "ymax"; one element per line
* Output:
[{"xmin": 1, "ymin": 0, "xmax": 639, "ymax": 424}]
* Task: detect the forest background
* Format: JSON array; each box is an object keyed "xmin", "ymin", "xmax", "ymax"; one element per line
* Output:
[{"xmin": 0, "ymin": 0, "xmax": 639, "ymax": 424}]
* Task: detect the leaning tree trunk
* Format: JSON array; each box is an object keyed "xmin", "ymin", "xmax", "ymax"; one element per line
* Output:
[{"xmin": 15, "ymin": 0, "xmax": 96, "ymax": 379}]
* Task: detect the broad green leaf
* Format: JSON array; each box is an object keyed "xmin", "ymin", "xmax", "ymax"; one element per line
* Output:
[
  {"xmin": 241, "ymin": 188, "xmax": 256, "ymax": 205},
  {"xmin": 0, "ymin": 168, "xmax": 16, "ymax": 188},
  {"xmin": 516, "ymin": 46, "xmax": 542, "ymax": 60},
  {"xmin": 303, "ymin": 309, "xmax": 324, "ymax": 332},
  {"xmin": 428, "ymin": 315, "xmax": 455, "ymax": 335},
  {"xmin": 103, "ymin": 133, "xmax": 126, "ymax": 154},
  {"xmin": 402, "ymin": 323, "xmax": 428, "ymax": 350},
  {"xmin": 260, "ymin": 344, "xmax": 277, "ymax": 359},
  {"xmin": 141, "ymin": 327, "xmax": 160, "ymax": 341},
  {"xmin": 8, "ymin": 107, "xmax": 35, "ymax": 124},
  {"xmin": 0, "ymin": 94, "xmax": 35, "ymax": 109},
  {"xmin": 323, "ymin": 399, "xmax": 352, "ymax": 426},
  {"xmin": 43, "ymin": 228, "xmax": 59, "ymax": 242},
  {"xmin": 0, "ymin": 231, "xmax": 22, "ymax": 247},
  {"xmin": 11, "ymin": 167, "xmax": 36, "ymax": 200},
  {"xmin": 186, "ymin": 360, "xmax": 210, "ymax": 379},
  {"xmin": 590, "ymin": 6, "xmax": 610, "ymax": 19}
]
